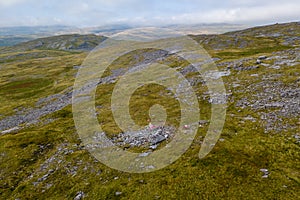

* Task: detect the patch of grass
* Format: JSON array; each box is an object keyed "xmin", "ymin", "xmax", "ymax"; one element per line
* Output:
[
  {"xmin": 214, "ymin": 45, "xmax": 291, "ymax": 59},
  {"xmin": 0, "ymin": 78, "xmax": 53, "ymax": 99},
  {"xmin": 0, "ymin": 51, "xmax": 84, "ymax": 117}
]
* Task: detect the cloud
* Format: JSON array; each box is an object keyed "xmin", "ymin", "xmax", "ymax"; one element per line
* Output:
[
  {"xmin": 0, "ymin": 0, "xmax": 29, "ymax": 7},
  {"xmin": 0, "ymin": 0, "xmax": 299, "ymax": 27},
  {"xmin": 128, "ymin": 1, "xmax": 300, "ymax": 25}
]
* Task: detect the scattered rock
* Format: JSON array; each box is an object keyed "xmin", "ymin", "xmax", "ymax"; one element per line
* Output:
[
  {"xmin": 115, "ymin": 191, "xmax": 122, "ymax": 196},
  {"xmin": 198, "ymin": 120, "xmax": 209, "ymax": 125},
  {"xmin": 258, "ymin": 55, "xmax": 267, "ymax": 60},
  {"xmin": 109, "ymin": 126, "xmax": 175, "ymax": 149},
  {"xmin": 74, "ymin": 191, "xmax": 85, "ymax": 200},
  {"xmin": 150, "ymin": 134, "xmax": 166, "ymax": 145},
  {"xmin": 260, "ymin": 168, "xmax": 270, "ymax": 178},
  {"xmin": 0, "ymin": 88, "xmax": 73, "ymax": 132},
  {"xmin": 233, "ymin": 63, "xmax": 259, "ymax": 71},
  {"xmin": 236, "ymin": 77, "xmax": 300, "ymax": 133},
  {"xmin": 270, "ymin": 65, "xmax": 281, "ymax": 69},
  {"xmin": 208, "ymin": 92, "xmax": 228, "ymax": 104},
  {"xmin": 204, "ymin": 70, "xmax": 231, "ymax": 79},
  {"xmin": 149, "ymin": 144, "xmax": 158, "ymax": 150},
  {"xmin": 139, "ymin": 152, "xmax": 151, "ymax": 157},
  {"xmin": 260, "ymin": 63, "xmax": 270, "ymax": 67},
  {"xmin": 1, "ymin": 126, "xmax": 19, "ymax": 134},
  {"xmin": 73, "ymin": 66, "xmax": 82, "ymax": 70},
  {"xmin": 146, "ymin": 165, "xmax": 155, "ymax": 169},
  {"xmin": 294, "ymin": 135, "xmax": 300, "ymax": 143}
]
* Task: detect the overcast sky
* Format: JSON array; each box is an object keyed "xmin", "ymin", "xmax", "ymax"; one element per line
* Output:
[{"xmin": 0, "ymin": 0, "xmax": 299, "ymax": 27}]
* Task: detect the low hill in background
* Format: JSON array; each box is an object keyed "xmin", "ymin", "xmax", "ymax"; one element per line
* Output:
[{"xmin": 0, "ymin": 23, "xmax": 247, "ymax": 47}]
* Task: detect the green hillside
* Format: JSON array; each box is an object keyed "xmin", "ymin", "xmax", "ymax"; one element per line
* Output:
[{"xmin": 0, "ymin": 22, "xmax": 299, "ymax": 199}]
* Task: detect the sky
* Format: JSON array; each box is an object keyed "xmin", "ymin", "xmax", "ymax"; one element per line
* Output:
[{"xmin": 0, "ymin": 0, "xmax": 299, "ymax": 27}]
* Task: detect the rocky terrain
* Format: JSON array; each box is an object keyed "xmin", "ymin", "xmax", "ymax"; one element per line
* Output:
[
  {"xmin": 222, "ymin": 49, "xmax": 300, "ymax": 133},
  {"xmin": 0, "ymin": 22, "xmax": 299, "ymax": 199}
]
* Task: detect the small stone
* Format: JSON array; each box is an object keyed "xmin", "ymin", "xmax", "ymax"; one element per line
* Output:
[
  {"xmin": 260, "ymin": 168, "xmax": 269, "ymax": 178},
  {"xmin": 262, "ymin": 174, "xmax": 269, "ymax": 178},
  {"xmin": 73, "ymin": 66, "xmax": 82, "ymax": 69},
  {"xmin": 150, "ymin": 144, "xmax": 158, "ymax": 150},
  {"xmin": 270, "ymin": 65, "xmax": 280, "ymax": 69},
  {"xmin": 139, "ymin": 152, "xmax": 150, "ymax": 157},
  {"xmin": 260, "ymin": 169, "xmax": 268, "ymax": 173},
  {"xmin": 46, "ymin": 183, "xmax": 53, "ymax": 189},
  {"xmin": 150, "ymin": 135, "xmax": 166, "ymax": 145},
  {"xmin": 146, "ymin": 165, "xmax": 155, "ymax": 169},
  {"xmin": 198, "ymin": 120, "xmax": 209, "ymax": 125},
  {"xmin": 115, "ymin": 191, "xmax": 122, "ymax": 196},
  {"xmin": 260, "ymin": 63, "xmax": 270, "ymax": 67},
  {"xmin": 96, "ymin": 170, "xmax": 102, "ymax": 175},
  {"xmin": 33, "ymin": 182, "xmax": 39, "ymax": 187},
  {"xmin": 258, "ymin": 55, "xmax": 267, "ymax": 60},
  {"xmin": 74, "ymin": 191, "xmax": 85, "ymax": 200},
  {"xmin": 1, "ymin": 127, "xmax": 19, "ymax": 134}
]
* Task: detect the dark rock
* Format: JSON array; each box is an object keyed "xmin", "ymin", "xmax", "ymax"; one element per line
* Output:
[
  {"xmin": 150, "ymin": 134, "xmax": 166, "ymax": 145},
  {"xmin": 258, "ymin": 55, "xmax": 267, "ymax": 60}
]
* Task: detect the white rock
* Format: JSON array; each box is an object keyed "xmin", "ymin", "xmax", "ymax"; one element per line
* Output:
[{"xmin": 1, "ymin": 127, "xmax": 19, "ymax": 134}]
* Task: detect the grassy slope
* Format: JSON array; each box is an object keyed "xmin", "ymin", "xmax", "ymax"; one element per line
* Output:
[{"xmin": 0, "ymin": 23, "xmax": 299, "ymax": 199}]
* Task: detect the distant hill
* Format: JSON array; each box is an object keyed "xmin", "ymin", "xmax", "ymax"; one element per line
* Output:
[
  {"xmin": 190, "ymin": 22, "xmax": 300, "ymax": 54},
  {"xmin": 0, "ymin": 23, "xmax": 247, "ymax": 46},
  {"xmin": 0, "ymin": 25, "xmax": 80, "ymax": 47},
  {"xmin": 0, "ymin": 25, "xmax": 77, "ymax": 36},
  {"xmin": 2, "ymin": 34, "xmax": 107, "ymax": 52},
  {"xmin": 1, "ymin": 22, "xmax": 299, "ymax": 54}
]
